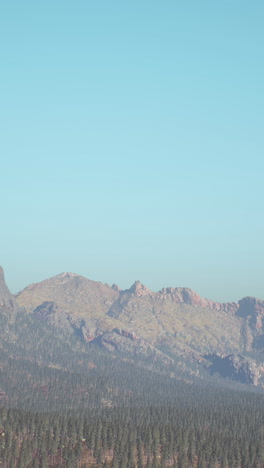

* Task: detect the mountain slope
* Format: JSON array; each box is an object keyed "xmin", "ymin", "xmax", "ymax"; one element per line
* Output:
[
  {"xmin": 12, "ymin": 269, "xmax": 264, "ymax": 387},
  {"xmin": 16, "ymin": 273, "xmax": 243, "ymax": 354}
]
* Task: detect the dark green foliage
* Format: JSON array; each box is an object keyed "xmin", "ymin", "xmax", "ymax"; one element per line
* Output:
[
  {"xmin": 0, "ymin": 311, "xmax": 263, "ymax": 466},
  {"xmin": 0, "ymin": 389, "xmax": 264, "ymax": 467}
]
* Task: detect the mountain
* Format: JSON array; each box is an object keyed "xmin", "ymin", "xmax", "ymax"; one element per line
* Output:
[
  {"xmin": 0, "ymin": 266, "xmax": 20, "ymax": 314},
  {"xmin": 1, "ymin": 268, "xmax": 264, "ymax": 467},
  {"xmin": 13, "ymin": 270, "xmax": 264, "ymax": 386}
]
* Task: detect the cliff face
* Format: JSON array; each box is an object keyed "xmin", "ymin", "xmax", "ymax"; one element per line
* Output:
[
  {"xmin": 157, "ymin": 286, "xmax": 238, "ymax": 314},
  {"xmin": 0, "ymin": 267, "xmax": 20, "ymax": 314},
  {"xmin": 204, "ymin": 353, "xmax": 262, "ymax": 386},
  {"xmin": 236, "ymin": 297, "xmax": 264, "ymax": 331}
]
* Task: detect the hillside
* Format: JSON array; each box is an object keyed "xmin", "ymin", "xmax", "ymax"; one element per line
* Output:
[
  {"xmin": 16, "ymin": 273, "xmax": 241, "ymax": 352},
  {"xmin": 1, "ymin": 268, "xmax": 264, "ymax": 466},
  {"xmin": 14, "ymin": 270, "xmax": 264, "ymax": 386}
]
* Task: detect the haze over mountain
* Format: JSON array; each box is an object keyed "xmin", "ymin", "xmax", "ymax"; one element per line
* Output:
[
  {"xmin": 1, "ymin": 264, "xmax": 264, "ymax": 388},
  {"xmin": 10, "ymin": 268, "xmax": 264, "ymax": 387},
  {"xmin": 1, "ymin": 265, "xmax": 264, "ymax": 466}
]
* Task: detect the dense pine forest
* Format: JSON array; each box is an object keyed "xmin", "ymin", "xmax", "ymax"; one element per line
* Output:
[
  {"xmin": 1, "ymin": 388, "xmax": 264, "ymax": 467},
  {"xmin": 1, "ymin": 311, "xmax": 264, "ymax": 466}
]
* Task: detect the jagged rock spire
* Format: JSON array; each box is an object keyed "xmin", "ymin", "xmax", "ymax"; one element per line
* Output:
[
  {"xmin": 127, "ymin": 281, "xmax": 153, "ymax": 297},
  {"xmin": 0, "ymin": 266, "xmax": 20, "ymax": 312}
]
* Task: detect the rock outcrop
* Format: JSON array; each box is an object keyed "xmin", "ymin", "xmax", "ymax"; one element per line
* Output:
[
  {"xmin": 157, "ymin": 287, "xmax": 238, "ymax": 313},
  {"xmin": 98, "ymin": 328, "xmax": 173, "ymax": 367},
  {"xmin": 126, "ymin": 281, "xmax": 154, "ymax": 297},
  {"xmin": 204, "ymin": 353, "xmax": 262, "ymax": 386},
  {"xmin": 113, "ymin": 328, "xmax": 137, "ymax": 340},
  {"xmin": 236, "ymin": 297, "xmax": 264, "ymax": 331},
  {"xmin": 0, "ymin": 266, "xmax": 20, "ymax": 314}
]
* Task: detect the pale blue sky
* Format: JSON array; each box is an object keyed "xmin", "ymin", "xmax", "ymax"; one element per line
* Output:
[{"xmin": 1, "ymin": 1, "xmax": 264, "ymax": 301}]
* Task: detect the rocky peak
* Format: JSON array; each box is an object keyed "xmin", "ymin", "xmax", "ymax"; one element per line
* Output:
[
  {"xmin": 0, "ymin": 267, "xmax": 20, "ymax": 313},
  {"xmin": 55, "ymin": 272, "xmax": 79, "ymax": 281},
  {"xmin": 236, "ymin": 297, "xmax": 264, "ymax": 330},
  {"xmin": 126, "ymin": 281, "xmax": 153, "ymax": 297},
  {"xmin": 158, "ymin": 286, "xmax": 206, "ymax": 303},
  {"xmin": 158, "ymin": 286, "xmax": 238, "ymax": 313}
]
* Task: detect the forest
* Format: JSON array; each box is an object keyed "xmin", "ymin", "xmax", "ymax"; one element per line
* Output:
[{"xmin": 0, "ymin": 310, "xmax": 264, "ymax": 466}]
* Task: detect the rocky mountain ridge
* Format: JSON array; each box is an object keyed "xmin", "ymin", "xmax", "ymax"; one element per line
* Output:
[
  {"xmin": 2, "ymin": 268, "xmax": 264, "ymax": 386},
  {"xmin": 15, "ymin": 273, "xmax": 243, "ymax": 348}
]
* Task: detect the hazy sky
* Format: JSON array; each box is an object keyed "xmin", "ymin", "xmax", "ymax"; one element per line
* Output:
[{"xmin": 1, "ymin": 1, "xmax": 264, "ymax": 301}]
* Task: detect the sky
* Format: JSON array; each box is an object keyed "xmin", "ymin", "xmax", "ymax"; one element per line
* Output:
[{"xmin": 1, "ymin": 1, "xmax": 264, "ymax": 301}]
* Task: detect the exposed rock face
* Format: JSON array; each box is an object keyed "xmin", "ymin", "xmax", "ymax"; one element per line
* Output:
[
  {"xmin": 98, "ymin": 328, "xmax": 173, "ymax": 367},
  {"xmin": 33, "ymin": 301, "xmax": 104, "ymax": 340},
  {"xmin": 79, "ymin": 324, "xmax": 98, "ymax": 342},
  {"xmin": 0, "ymin": 267, "xmax": 20, "ymax": 313},
  {"xmin": 33, "ymin": 301, "xmax": 73, "ymax": 333},
  {"xmin": 235, "ymin": 297, "xmax": 264, "ymax": 351},
  {"xmin": 16, "ymin": 273, "xmax": 244, "ymax": 356},
  {"xmin": 15, "ymin": 271, "xmax": 264, "ymax": 386},
  {"xmin": 126, "ymin": 281, "xmax": 154, "ymax": 297},
  {"xmin": 157, "ymin": 287, "xmax": 238, "ymax": 313},
  {"xmin": 204, "ymin": 353, "xmax": 261, "ymax": 386},
  {"xmin": 98, "ymin": 330, "xmax": 138, "ymax": 353},
  {"xmin": 34, "ymin": 301, "xmax": 58, "ymax": 319},
  {"xmin": 236, "ymin": 297, "xmax": 264, "ymax": 331},
  {"xmin": 113, "ymin": 328, "xmax": 137, "ymax": 341}
]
